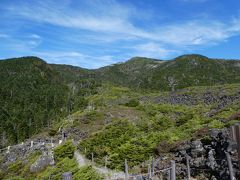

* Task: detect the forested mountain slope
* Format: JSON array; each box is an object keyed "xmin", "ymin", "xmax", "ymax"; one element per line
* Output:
[
  {"xmin": 0, "ymin": 57, "xmax": 99, "ymax": 147},
  {"xmin": 96, "ymin": 55, "xmax": 240, "ymax": 91},
  {"xmin": 0, "ymin": 55, "xmax": 239, "ymax": 179},
  {"xmin": 0, "ymin": 54, "xmax": 239, "ymax": 146}
]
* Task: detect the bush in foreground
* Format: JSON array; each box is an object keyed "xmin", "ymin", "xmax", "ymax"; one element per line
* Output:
[{"xmin": 54, "ymin": 141, "xmax": 76, "ymax": 162}]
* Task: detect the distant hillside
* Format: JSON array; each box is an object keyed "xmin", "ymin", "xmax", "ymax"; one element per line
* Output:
[
  {"xmin": 0, "ymin": 57, "xmax": 99, "ymax": 147},
  {"xmin": 96, "ymin": 54, "xmax": 240, "ymax": 91},
  {"xmin": 0, "ymin": 55, "xmax": 240, "ymax": 179},
  {"xmin": 0, "ymin": 54, "xmax": 239, "ymax": 146},
  {"xmin": 95, "ymin": 57, "xmax": 164, "ymax": 89}
]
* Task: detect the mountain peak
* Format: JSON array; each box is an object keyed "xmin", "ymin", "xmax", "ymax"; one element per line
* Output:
[
  {"xmin": 126, "ymin": 57, "xmax": 162, "ymax": 64},
  {"xmin": 174, "ymin": 54, "xmax": 209, "ymax": 60},
  {"xmin": 129, "ymin": 56, "xmax": 160, "ymax": 61},
  {"xmin": 1, "ymin": 56, "xmax": 46, "ymax": 64}
]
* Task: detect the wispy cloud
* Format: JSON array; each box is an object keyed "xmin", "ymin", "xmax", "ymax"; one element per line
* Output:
[
  {"xmin": 5, "ymin": 0, "xmax": 145, "ymax": 37},
  {"xmin": 31, "ymin": 50, "xmax": 116, "ymax": 69},
  {"xmin": 5, "ymin": 0, "xmax": 240, "ymax": 46},
  {"xmin": 29, "ymin": 34, "xmax": 41, "ymax": 39},
  {"xmin": 1, "ymin": 0, "xmax": 240, "ymax": 67},
  {"xmin": 152, "ymin": 20, "xmax": 239, "ymax": 46},
  {"xmin": 0, "ymin": 32, "xmax": 42, "ymax": 56},
  {"xmin": 132, "ymin": 42, "xmax": 179, "ymax": 59}
]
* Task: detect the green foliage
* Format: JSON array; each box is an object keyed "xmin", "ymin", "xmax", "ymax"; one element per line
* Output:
[
  {"xmin": 2, "ymin": 152, "xmax": 102, "ymax": 179},
  {"xmin": 96, "ymin": 55, "xmax": 240, "ymax": 91},
  {"xmin": 1, "ymin": 55, "xmax": 240, "ymax": 175},
  {"xmin": 0, "ymin": 57, "xmax": 100, "ymax": 146},
  {"xmin": 6, "ymin": 177, "xmax": 24, "ymax": 180},
  {"xmin": 73, "ymin": 165, "xmax": 103, "ymax": 180},
  {"xmin": 48, "ymin": 128, "xmax": 58, "ymax": 136},
  {"xmin": 208, "ymin": 120, "xmax": 225, "ymax": 129},
  {"xmin": 54, "ymin": 141, "xmax": 76, "ymax": 162},
  {"xmin": 37, "ymin": 158, "xmax": 103, "ymax": 180},
  {"xmin": 125, "ymin": 99, "xmax": 139, "ymax": 107},
  {"xmin": 1, "ymin": 151, "xmax": 41, "ymax": 179},
  {"xmin": 37, "ymin": 157, "xmax": 78, "ymax": 179},
  {"xmin": 79, "ymin": 102, "xmax": 221, "ymax": 170},
  {"xmin": 7, "ymin": 161, "xmax": 23, "ymax": 175},
  {"xmin": 20, "ymin": 151, "xmax": 42, "ymax": 178},
  {"xmin": 201, "ymin": 135, "xmax": 212, "ymax": 144},
  {"xmin": 84, "ymin": 111, "xmax": 105, "ymax": 123}
]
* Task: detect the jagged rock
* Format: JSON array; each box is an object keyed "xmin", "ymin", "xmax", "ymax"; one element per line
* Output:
[
  {"xmin": 206, "ymin": 149, "xmax": 217, "ymax": 170},
  {"xmin": 190, "ymin": 140, "xmax": 205, "ymax": 158},
  {"xmin": 30, "ymin": 151, "xmax": 54, "ymax": 173},
  {"xmin": 171, "ymin": 128, "xmax": 239, "ymax": 179}
]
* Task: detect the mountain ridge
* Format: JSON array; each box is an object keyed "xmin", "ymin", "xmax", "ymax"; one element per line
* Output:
[
  {"xmin": 0, "ymin": 54, "xmax": 239, "ymax": 146},
  {"xmin": 1, "ymin": 54, "xmax": 240, "ymax": 92},
  {"xmin": 1, "ymin": 54, "xmax": 239, "ymax": 69},
  {"xmin": 0, "ymin": 55, "xmax": 240, "ymax": 179}
]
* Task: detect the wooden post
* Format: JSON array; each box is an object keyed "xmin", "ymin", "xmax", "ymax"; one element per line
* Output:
[
  {"xmin": 125, "ymin": 159, "xmax": 129, "ymax": 180},
  {"xmin": 151, "ymin": 158, "xmax": 155, "ymax": 176},
  {"xmin": 91, "ymin": 153, "xmax": 94, "ymax": 164},
  {"xmin": 62, "ymin": 129, "xmax": 64, "ymax": 141},
  {"xmin": 186, "ymin": 156, "xmax": 191, "ymax": 180},
  {"xmin": 226, "ymin": 152, "xmax": 235, "ymax": 180},
  {"xmin": 105, "ymin": 157, "xmax": 107, "ymax": 169},
  {"xmin": 6, "ymin": 146, "xmax": 10, "ymax": 153},
  {"xmin": 231, "ymin": 124, "xmax": 240, "ymax": 168},
  {"xmin": 59, "ymin": 140, "xmax": 62, "ymax": 144},
  {"xmin": 51, "ymin": 138, "xmax": 54, "ymax": 147},
  {"xmin": 148, "ymin": 164, "xmax": 152, "ymax": 179},
  {"xmin": 62, "ymin": 172, "xmax": 72, "ymax": 180},
  {"xmin": 170, "ymin": 160, "xmax": 176, "ymax": 180},
  {"xmin": 167, "ymin": 169, "xmax": 171, "ymax": 180},
  {"xmin": 31, "ymin": 141, "xmax": 33, "ymax": 148}
]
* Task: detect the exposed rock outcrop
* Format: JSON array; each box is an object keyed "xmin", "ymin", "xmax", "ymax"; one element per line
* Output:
[
  {"xmin": 172, "ymin": 128, "xmax": 239, "ymax": 179},
  {"xmin": 30, "ymin": 151, "xmax": 54, "ymax": 173}
]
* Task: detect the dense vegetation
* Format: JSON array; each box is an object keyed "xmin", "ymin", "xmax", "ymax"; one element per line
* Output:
[
  {"xmin": 0, "ymin": 55, "xmax": 239, "ymax": 177},
  {"xmin": 0, "ymin": 57, "xmax": 100, "ymax": 147},
  {"xmin": 36, "ymin": 141, "xmax": 103, "ymax": 180},
  {"xmin": 73, "ymin": 84, "xmax": 239, "ymax": 171},
  {"xmin": 0, "ymin": 149, "xmax": 103, "ymax": 180},
  {"xmin": 96, "ymin": 55, "xmax": 240, "ymax": 91},
  {"xmin": 54, "ymin": 141, "xmax": 76, "ymax": 161}
]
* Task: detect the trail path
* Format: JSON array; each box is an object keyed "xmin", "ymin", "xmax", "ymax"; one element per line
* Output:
[{"xmin": 74, "ymin": 150, "xmax": 125, "ymax": 180}]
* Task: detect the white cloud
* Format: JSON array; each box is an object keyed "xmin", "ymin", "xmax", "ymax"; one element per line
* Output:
[
  {"xmin": 133, "ymin": 42, "xmax": 179, "ymax": 59},
  {"xmin": 152, "ymin": 21, "xmax": 233, "ymax": 46},
  {"xmin": 29, "ymin": 34, "xmax": 41, "ymax": 39},
  {"xmin": 6, "ymin": 0, "xmax": 240, "ymax": 47},
  {"xmin": 0, "ymin": 33, "xmax": 42, "ymax": 52},
  {"xmin": 31, "ymin": 50, "xmax": 116, "ymax": 69},
  {"xmin": 2, "ymin": 0, "xmax": 240, "ymax": 67},
  {"xmin": 6, "ymin": 0, "xmax": 145, "ymax": 37}
]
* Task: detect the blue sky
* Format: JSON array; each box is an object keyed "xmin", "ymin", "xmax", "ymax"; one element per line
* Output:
[{"xmin": 0, "ymin": 0, "xmax": 240, "ymax": 68}]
